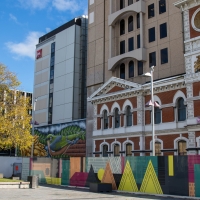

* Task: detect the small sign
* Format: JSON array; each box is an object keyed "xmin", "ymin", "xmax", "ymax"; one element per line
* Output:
[
  {"xmin": 36, "ymin": 49, "xmax": 42, "ymax": 59},
  {"xmin": 197, "ymin": 116, "xmax": 200, "ymax": 124}
]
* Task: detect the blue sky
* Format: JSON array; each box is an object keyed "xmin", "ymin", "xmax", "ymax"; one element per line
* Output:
[{"xmin": 0, "ymin": 0, "xmax": 88, "ymax": 92}]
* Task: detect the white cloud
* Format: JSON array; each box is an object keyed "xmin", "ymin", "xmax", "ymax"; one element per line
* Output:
[
  {"xmin": 18, "ymin": 0, "xmax": 50, "ymax": 10},
  {"xmin": 52, "ymin": 0, "xmax": 80, "ymax": 12},
  {"xmin": 9, "ymin": 14, "xmax": 18, "ymax": 23},
  {"xmin": 6, "ymin": 31, "xmax": 43, "ymax": 59},
  {"xmin": 46, "ymin": 27, "xmax": 51, "ymax": 33}
]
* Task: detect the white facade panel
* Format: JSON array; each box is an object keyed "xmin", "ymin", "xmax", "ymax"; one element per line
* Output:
[
  {"xmin": 75, "ymin": 26, "xmax": 81, "ymax": 44},
  {"xmin": 64, "ymin": 87, "xmax": 73, "ymax": 104},
  {"xmin": 63, "ymin": 103, "xmax": 73, "ymax": 119},
  {"xmin": 55, "ymin": 47, "xmax": 67, "ymax": 65},
  {"xmin": 65, "ymin": 73, "xmax": 74, "ymax": 89},
  {"xmin": 53, "ymin": 90, "xmax": 65, "ymax": 106},
  {"xmin": 53, "ymin": 105, "xmax": 65, "ymax": 122},
  {"xmin": 54, "ymin": 75, "xmax": 66, "ymax": 92},
  {"xmin": 66, "ymin": 58, "xmax": 74, "ymax": 74},
  {"xmin": 66, "ymin": 26, "xmax": 75, "ymax": 45},
  {"xmin": 55, "ymin": 29, "xmax": 67, "ymax": 51},
  {"xmin": 54, "ymin": 61, "xmax": 66, "ymax": 78},
  {"xmin": 66, "ymin": 44, "xmax": 75, "ymax": 60}
]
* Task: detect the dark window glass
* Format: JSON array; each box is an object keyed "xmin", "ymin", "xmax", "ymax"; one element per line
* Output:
[
  {"xmin": 178, "ymin": 98, "xmax": 186, "ymax": 121},
  {"xmin": 137, "ymin": 13, "xmax": 140, "ymax": 29},
  {"xmin": 50, "ymin": 66, "xmax": 54, "ymax": 79},
  {"xmin": 159, "ymin": 0, "xmax": 166, "ymax": 14},
  {"xmin": 103, "ymin": 110, "xmax": 108, "ymax": 129},
  {"xmin": 160, "ymin": 23, "xmax": 167, "ymax": 39},
  {"xmin": 115, "ymin": 108, "xmax": 120, "ymax": 128},
  {"xmin": 128, "ymin": 0, "xmax": 133, "ymax": 5},
  {"xmin": 161, "ymin": 48, "xmax": 168, "ymax": 64},
  {"xmin": 120, "ymin": 40, "xmax": 125, "ymax": 54},
  {"xmin": 120, "ymin": 19, "xmax": 125, "ymax": 35},
  {"xmin": 178, "ymin": 141, "xmax": 187, "ymax": 155},
  {"xmin": 138, "ymin": 61, "xmax": 143, "ymax": 75},
  {"xmin": 129, "ymin": 61, "xmax": 134, "ymax": 78},
  {"xmin": 149, "ymin": 52, "xmax": 156, "ymax": 68},
  {"xmin": 120, "ymin": 0, "xmax": 124, "ymax": 9},
  {"xmin": 51, "ymin": 42, "xmax": 55, "ymax": 53},
  {"xmin": 114, "ymin": 144, "xmax": 120, "ymax": 156},
  {"xmin": 103, "ymin": 145, "xmax": 108, "ymax": 157},
  {"xmin": 137, "ymin": 34, "xmax": 140, "ymax": 49},
  {"xmin": 128, "ymin": 37, "xmax": 134, "ymax": 51},
  {"xmin": 120, "ymin": 63, "xmax": 125, "ymax": 79},
  {"xmin": 50, "ymin": 55, "xmax": 55, "ymax": 67},
  {"xmin": 128, "ymin": 16, "xmax": 133, "ymax": 32},
  {"xmin": 126, "ymin": 106, "xmax": 132, "ymax": 126},
  {"xmin": 149, "ymin": 27, "xmax": 155, "ymax": 43},
  {"xmin": 155, "ymin": 142, "xmax": 162, "ymax": 156},
  {"xmin": 154, "ymin": 103, "xmax": 161, "ymax": 124},
  {"xmin": 148, "ymin": 4, "xmax": 155, "ymax": 18},
  {"xmin": 126, "ymin": 143, "xmax": 132, "ymax": 156}
]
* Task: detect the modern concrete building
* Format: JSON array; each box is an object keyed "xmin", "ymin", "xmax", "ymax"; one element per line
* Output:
[
  {"xmin": 86, "ymin": 0, "xmax": 200, "ymax": 157},
  {"xmin": 33, "ymin": 16, "xmax": 88, "ymax": 127}
]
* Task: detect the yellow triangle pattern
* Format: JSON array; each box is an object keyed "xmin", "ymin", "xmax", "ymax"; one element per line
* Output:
[
  {"xmin": 118, "ymin": 161, "xmax": 138, "ymax": 192},
  {"xmin": 140, "ymin": 161, "xmax": 163, "ymax": 194}
]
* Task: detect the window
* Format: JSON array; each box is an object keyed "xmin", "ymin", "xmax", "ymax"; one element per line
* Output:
[
  {"xmin": 51, "ymin": 42, "xmax": 55, "ymax": 53},
  {"xmin": 178, "ymin": 140, "xmax": 187, "ymax": 155},
  {"xmin": 126, "ymin": 143, "xmax": 132, "ymax": 156},
  {"xmin": 129, "ymin": 61, "xmax": 134, "ymax": 78},
  {"xmin": 126, "ymin": 106, "xmax": 132, "ymax": 126},
  {"xmin": 137, "ymin": 34, "xmax": 140, "ymax": 49},
  {"xmin": 115, "ymin": 108, "xmax": 120, "ymax": 128},
  {"xmin": 120, "ymin": 40, "xmax": 125, "ymax": 54},
  {"xmin": 128, "ymin": 16, "xmax": 133, "ymax": 32},
  {"xmin": 120, "ymin": 0, "xmax": 124, "ymax": 9},
  {"xmin": 103, "ymin": 110, "xmax": 108, "ymax": 129},
  {"xmin": 160, "ymin": 23, "xmax": 167, "ymax": 39},
  {"xmin": 128, "ymin": 0, "xmax": 133, "ymax": 6},
  {"xmin": 149, "ymin": 27, "xmax": 155, "ymax": 43},
  {"xmin": 138, "ymin": 61, "xmax": 143, "ymax": 75},
  {"xmin": 148, "ymin": 4, "xmax": 155, "ymax": 18},
  {"xmin": 161, "ymin": 48, "xmax": 168, "ymax": 64},
  {"xmin": 178, "ymin": 98, "xmax": 186, "ymax": 121},
  {"xmin": 159, "ymin": 0, "xmax": 166, "ymax": 14},
  {"xmin": 128, "ymin": 37, "xmax": 134, "ymax": 51},
  {"xmin": 50, "ymin": 55, "xmax": 55, "ymax": 67},
  {"xmin": 155, "ymin": 142, "xmax": 162, "ymax": 156},
  {"xmin": 114, "ymin": 144, "xmax": 120, "ymax": 156},
  {"xmin": 103, "ymin": 145, "xmax": 108, "ymax": 157},
  {"xmin": 120, "ymin": 63, "xmax": 125, "ymax": 79},
  {"xmin": 137, "ymin": 13, "xmax": 140, "ymax": 29},
  {"xmin": 149, "ymin": 52, "xmax": 156, "ymax": 68},
  {"xmin": 154, "ymin": 103, "xmax": 161, "ymax": 124},
  {"xmin": 50, "ymin": 66, "xmax": 54, "ymax": 80},
  {"xmin": 120, "ymin": 19, "xmax": 125, "ymax": 35}
]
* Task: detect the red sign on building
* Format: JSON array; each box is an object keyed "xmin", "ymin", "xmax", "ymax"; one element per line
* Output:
[{"xmin": 36, "ymin": 49, "xmax": 42, "ymax": 59}]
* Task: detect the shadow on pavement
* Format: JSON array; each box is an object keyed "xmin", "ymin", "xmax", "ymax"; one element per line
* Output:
[{"xmin": 40, "ymin": 184, "xmax": 189, "ymax": 200}]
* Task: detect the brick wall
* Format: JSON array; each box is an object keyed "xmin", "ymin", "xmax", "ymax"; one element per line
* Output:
[
  {"xmin": 133, "ymin": 112, "xmax": 137, "ymax": 125},
  {"xmin": 97, "ymin": 118, "xmax": 101, "ymax": 130},
  {"xmin": 162, "ymin": 107, "xmax": 174, "ymax": 122},
  {"xmin": 194, "ymin": 100, "xmax": 200, "ymax": 117},
  {"xmin": 145, "ymin": 110, "xmax": 151, "ymax": 124},
  {"xmin": 106, "ymin": 86, "xmax": 124, "ymax": 94},
  {"xmin": 193, "ymin": 82, "xmax": 200, "ymax": 97}
]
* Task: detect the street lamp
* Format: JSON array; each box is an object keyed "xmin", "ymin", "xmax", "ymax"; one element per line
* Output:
[
  {"xmin": 31, "ymin": 97, "xmax": 38, "ymax": 158},
  {"xmin": 142, "ymin": 66, "xmax": 156, "ymax": 156}
]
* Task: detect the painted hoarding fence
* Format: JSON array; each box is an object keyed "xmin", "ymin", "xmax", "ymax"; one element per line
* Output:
[
  {"xmin": 27, "ymin": 155, "xmax": 200, "ymax": 197},
  {"xmin": 21, "ymin": 120, "xmax": 86, "ymax": 158}
]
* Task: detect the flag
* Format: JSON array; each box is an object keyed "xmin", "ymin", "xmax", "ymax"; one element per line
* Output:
[
  {"xmin": 30, "ymin": 120, "xmax": 39, "ymax": 125},
  {"xmin": 145, "ymin": 100, "xmax": 154, "ymax": 107},
  {"xmin": 197, "ymin": 117, "xmax": 200, "ymax": 124}
]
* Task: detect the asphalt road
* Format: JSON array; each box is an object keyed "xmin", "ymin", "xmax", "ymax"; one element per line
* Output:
[{"xmin": 0, "ymin": 185, "xmax": 195, "ymax": 200}]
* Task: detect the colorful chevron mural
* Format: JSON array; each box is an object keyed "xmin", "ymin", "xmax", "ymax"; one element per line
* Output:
[{"xmin": 27, "ymin": 155, "xmax": 200, "ymax": 198}]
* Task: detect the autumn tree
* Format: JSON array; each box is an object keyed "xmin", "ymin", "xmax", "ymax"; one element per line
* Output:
[{"xmin": 0, "ymin": 63, "xmax": 33, "ymax": 152}]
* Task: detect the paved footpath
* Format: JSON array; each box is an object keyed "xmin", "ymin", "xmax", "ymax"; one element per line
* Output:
[{"xmin": 0, "ymin": 185, "xmax": 194, "ymax": 200}]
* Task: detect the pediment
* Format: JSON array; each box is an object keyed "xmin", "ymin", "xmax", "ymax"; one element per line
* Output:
[{"xmin": 88, "ymin": 77, "xmax": 141, "ymax": 100}]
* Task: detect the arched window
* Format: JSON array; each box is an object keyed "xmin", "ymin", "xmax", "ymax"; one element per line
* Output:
[
  {"xmin": 154, "ymin": 102, "xmax": 161, "ymax": 124},
  {"xmin": 128, "ymin": 16, "xmax": 133, "ymax": 32},
  {"xmin": 120, "ymin": 0, "xmax": 124, "ymax": 9},
  {"xmin": 103, "ymin": 110, "xmax": 108, "ymax": 129},
  {"xmin": 114, "ymin": 144, "xmax": 120, "ymax": 156},
  {"xmin": 115, "ymin": 108, "xmax": 120, "ymax": 128},
  {"xmin": 120, "ymin": 19, "xmax": 125, "ymax": 35},
  {"xmin": 120, "ymin": 63, "xmax": 125, "ymax": 79},
  {"xmin": 129, "ymin": 61, "xmax": 134, "ymax": 78},
  {"xmin": 178, "ymin": 140, "xmax": 187, "ymax": 155},
  {"xmin": 155, "ymin": 142, "xmax": 161, "ymax": 156},
  {"xmin": 126, "ymin": 106, "xmax": 132, "ymax": 127},
  {"xmin": 126, "ymin": 143, "xmax": 132, "ymax": 156},
  {"xmin": 177, "ymin": 98, "xmax": 186, "ymax": 121},
  {"xmin": 128, "ymin": 0, "xmax": 133, "ymax": 6},
  {"xmin": 102, "ymin": 145, "xmax": 108, "ymax": 157}
]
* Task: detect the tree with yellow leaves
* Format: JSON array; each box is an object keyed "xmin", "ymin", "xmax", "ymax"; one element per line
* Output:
[{"xmin": 0, "ymin": 63, "xmax": 33, "ymax": 153}]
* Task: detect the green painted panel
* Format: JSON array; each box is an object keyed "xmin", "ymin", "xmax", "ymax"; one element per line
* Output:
[
  {"xmin": 61, "ymin": 160, "xmax": 70, "ymax": 185},
  {"xmin": 126, "ymin": 156, "xmax": 158, "ymax": 186},
  {"xmin": 85, "ymin": 157, "xmax": 88, "ymax": 172},
  {"xmin": 194, "ymin": 164, "xmax": 200, "ymax": 197},
  {"xmin": 30, "ymin": 170, "xmax": 47, "ymax": 184}
]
